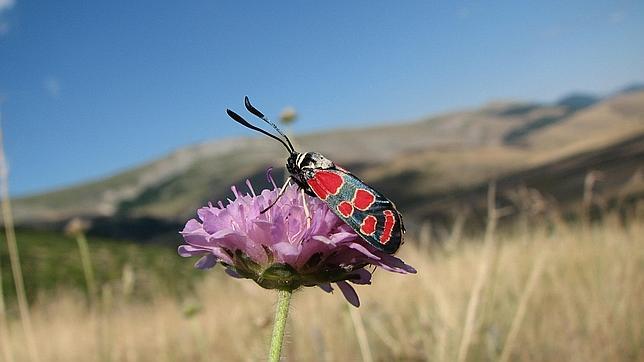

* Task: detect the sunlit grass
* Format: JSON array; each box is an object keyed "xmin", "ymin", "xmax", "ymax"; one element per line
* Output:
[{"xmin": 3, "ymin": 213, "xmax": 642, "ymax": 361}]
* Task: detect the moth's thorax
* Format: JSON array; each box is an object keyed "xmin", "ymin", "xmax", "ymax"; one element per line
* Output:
[{"xmin": 287, "ymin": 152, "xmax": 334, "ymax": 175}]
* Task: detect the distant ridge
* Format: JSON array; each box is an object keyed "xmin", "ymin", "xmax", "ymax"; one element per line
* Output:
[
  {"xmin": 618, "ymin": 82, "xmax": 644, "ymax": 94},
  {"xmin": 503, "ymin": 92, "xmax": 600, "ymax": 144},
  {"xmin": 11, "ymin": 87, "xmax": 644, "ymax": 241},
  {"xmin": 556, "ymin": 93, "xmax": 598, "ymax": 111}
]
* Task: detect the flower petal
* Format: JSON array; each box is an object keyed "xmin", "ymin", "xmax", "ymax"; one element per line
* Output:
[
  {"xmin": 177, "ymin": 244, "xmax": 207, "ymax": 257},
  {"xmin": 182, "ymin": 219, "xmax": 203, "ymax": 233},
  {"xmin": 177, "ymin": 245, "xmax": 233, "ymax": 265},
  {"xmin": 181, "ymin": 226, "xmax": 212, "ymax": 246},
  {"xmin": 318, "ymin": 283, "xmax": 334, "ymax": 293},
  {"xmin": 311, "ymin": 235, "xmax": 335, "ymax": 245},
  {"xmin": 197, "ymin": 207, "xmax": 218, "ymax": 223},
  {"xmin": 348, "ymin": 269, "xmax": 372, "ymax": 285},
  {"xmin": 347, "ymin": 242, "xmax": 381, "ymax": 261},
  {"xmin": 329, "ymin": 231, "xmax": 361, "ymax": 244},
  {"xmin": 225, "ymin": 268, "xmax": 243, "ymax": 278},
  {"xmin": 194, "ymin": 254, "xmax": 217, "ymax": 269},
  {"xmin": 376, "ymin": 254, "xmax": 418, "ymax": 274},
  {"xmin": 209, "ymin": 230, "xmax": 266, "ymax": 262},
  {"xmin": 337, "ymin": 281, "xmax": 360, "ymax": 307}
]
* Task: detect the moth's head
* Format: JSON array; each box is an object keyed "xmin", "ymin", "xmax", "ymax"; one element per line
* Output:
[{"xmin": 286, "ymin": 152, "xmax": 300, "ymax": 175}]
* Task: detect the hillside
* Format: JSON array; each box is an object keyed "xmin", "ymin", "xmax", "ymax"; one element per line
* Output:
[{"xmin": 12, "ymin": 90, "xmax": 644, "ymax": 240}]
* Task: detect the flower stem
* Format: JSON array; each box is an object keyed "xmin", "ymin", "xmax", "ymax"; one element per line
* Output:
[
  {"xmin": 75, "ymin": 232, "xmax": 97, "ymax": 305},
  {"xmin": 269, "ymin": 289, "xmax": 292, "ymax": 362}
]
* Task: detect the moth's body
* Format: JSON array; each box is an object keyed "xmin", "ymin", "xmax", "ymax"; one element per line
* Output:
[
  {"xmin": 286, "ymin": 151, "xmax": 405, "ymax": 254},
  {"xmin": 227, "ymin": 98, "xmax": 405, "ymax": 254}
]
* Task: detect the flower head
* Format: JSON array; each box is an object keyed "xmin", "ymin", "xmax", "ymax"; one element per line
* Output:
[{"xmin": 178, "ymin": 173, "xmax": 416, "ymax": 307}]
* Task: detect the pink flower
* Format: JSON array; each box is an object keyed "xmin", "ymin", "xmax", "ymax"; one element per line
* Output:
[{"xmin": 178, "ymin": 174, "xmax": 415, "ymax": 307}]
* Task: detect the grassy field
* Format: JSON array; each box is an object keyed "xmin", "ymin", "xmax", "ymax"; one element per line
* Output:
[
  {"xmin": 1, "ymin": 211, "xmax": 642, "ymax": 361},
  {"xmin": 0, "ymin": 230, "xmax": 199, "ymax": 303}
]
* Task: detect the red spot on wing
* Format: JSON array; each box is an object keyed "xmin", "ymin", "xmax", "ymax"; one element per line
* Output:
[
  {"xmin": 380, "ymin": 210, "xmax": 396, "ymax": 244},
  {"xmin": 337, "ymin": 201, "xmax": 354, "ymax": 217},
  {"xmin": 306, "ymin": 171, "xmax": 344, "ymax": 200},
  {"xmin": 353, "ymin": 189, "xmax": 375, "ymax": 211},
  {"xmin": 360, "ymin": 215, "xmax": 377, "ymax": 236},
  {"xmin": 306, "ymin": 178, "xmax": 328, "ymax": 199},
  {"xmin": 317, "ymin": 171, "xmax": 344, "ymax": 193}
]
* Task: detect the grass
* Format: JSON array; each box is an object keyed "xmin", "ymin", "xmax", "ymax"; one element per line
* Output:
[
  {"xmin": 2, "ymin": 213, "xmax": 642, "ymax": 361},
  {"xmin": 1, "ymin": 230, "xmax": 199, "ymax": 303}
]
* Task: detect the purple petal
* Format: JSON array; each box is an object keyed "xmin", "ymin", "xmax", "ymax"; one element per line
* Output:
[
  {"xmin": 377, "ymin": 254, "xmax": 418, "ymax": 274},
  {"xmin": 177, "ymin": 244, "xmax": 207, "ymax": 257},
  {"xmin": 197, "ymin": 207, "xmax": 218, "ymax": 223},
  {"xmin": 246, "ymin": 220, "xmax": 274, "ymax": 245},
  {"xmin": 337, "ymin": 281, "xmax": 360, "ymax": 307},
  {"xmin": 180, "ymin": 225, "xmax": 211, "ymax": 246},
  {"xmin": 208, "ymin": 230, "xmax": 264, "ymax": 261},
  {"xmin": 272, "ymin": 241, "xmax": 301, "ymax": 265},
  {"xmin": 348, "ymin": 269, "xmax": 372, "ymax": 285},
  {"xmin": 318, "ymin": 283, "xmax": 334, "ymax": 293},
  {"xmin": 194, "ymin": 254, "xmax": 217, "ymax": 269},
  {"xmin": 178, "ymin": 245, "xmax": 233, "ymax": 265},
  {"xmin": 311, "ymin": 235, "xmax": 335, "ymax": 245},
  {"xmin": 225, "ymin": 268, "xmax": 242, "ymax": 278},
  {"xmin": 329, "ymin": 231, "xmax": 361, "ymax": 244},
  {"xmin": 181, "ymin": 219, "xmax": 203, "ymax": 233},
  {"xmin": 347, "ymin": 242, "xmax": 381, "ymax": 260}
]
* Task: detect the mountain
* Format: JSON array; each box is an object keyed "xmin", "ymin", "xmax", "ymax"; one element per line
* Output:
[
  {"xmin": 12, "ymin": 90, "xmax": 644, "ymax": 241},
  {"xmin": 618, "ymin": 82, "xmax": 644, "ymax": 95},
  {"xmin": 556, "ymin": 93, "xmax": 599, "ymax": 110}
]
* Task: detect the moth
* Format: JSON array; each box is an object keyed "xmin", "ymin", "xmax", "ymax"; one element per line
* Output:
[{"xmin": 226, "ymin": 97, "xmax": 405, "ymax": 254}]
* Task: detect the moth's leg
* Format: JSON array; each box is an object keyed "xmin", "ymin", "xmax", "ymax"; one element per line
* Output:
[
  {"xmin": 261, "ymin": 177, "xmax": 291, "ymax": 214},
  {"xmin": 301, "ymin": 188, "xmax": 312, "ymax": 228}
]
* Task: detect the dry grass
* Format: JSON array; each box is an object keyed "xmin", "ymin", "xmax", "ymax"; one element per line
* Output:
[{"xmin": 4, "ymin": 215, "xmax": 643, "ymax": 361}]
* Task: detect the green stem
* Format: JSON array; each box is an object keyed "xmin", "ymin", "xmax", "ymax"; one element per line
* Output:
[
  {"xmin": 269, "ymin": 289, "xmax": 292, "ymax": 362},
  {"xmin": 75, "ymin": 233, "xmax": 97, "ymax": 304}
]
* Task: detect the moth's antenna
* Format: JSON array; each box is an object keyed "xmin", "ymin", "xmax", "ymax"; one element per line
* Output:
[
  {"xmin": 226, "ymin": 109, "xmax": 292, "ymax": 153},
  {"xmin": 244, "ymin": 96, "xmax": 296, "ymax": 153}
]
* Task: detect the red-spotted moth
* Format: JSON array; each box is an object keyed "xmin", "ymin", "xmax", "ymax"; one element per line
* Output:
[{"xmin": 226, "ymin": 97, "xmax": 405, "ymax": 254}]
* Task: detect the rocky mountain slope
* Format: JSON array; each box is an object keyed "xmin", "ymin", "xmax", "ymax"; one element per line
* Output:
[{"xmin": 13, "ymin": 89, "xmax": 644, "ymax": 240}]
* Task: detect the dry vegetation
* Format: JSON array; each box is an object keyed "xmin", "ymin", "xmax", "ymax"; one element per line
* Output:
[{"xmin": 2, "ymin": 208, "xmax": 642, "ymax": 362}]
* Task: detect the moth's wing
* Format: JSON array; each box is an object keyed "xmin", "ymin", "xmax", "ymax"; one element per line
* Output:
[{"xmin": 305, "ymin": 168, "xmax": 403, "ymax": 254}]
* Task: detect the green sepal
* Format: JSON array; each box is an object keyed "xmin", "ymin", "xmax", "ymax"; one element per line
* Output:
[{"xmin": 257, "ymin": 263, "xmax": 301, "ymax": 291}]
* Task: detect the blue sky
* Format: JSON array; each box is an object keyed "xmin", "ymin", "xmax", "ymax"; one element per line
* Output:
[{"xmin": 0, "ymin": 0, "xmax": 643, "ymax": 196}]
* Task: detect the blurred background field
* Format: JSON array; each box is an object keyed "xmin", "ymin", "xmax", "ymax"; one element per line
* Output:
[
  {"xmin": 0, "ymin": 229, "xmax": 198, "ymax": 302},
  {"xmin": 2, "ymin": 207, "xmax": 642, "ymax": 361},
  {"xmin": 2, "ymin": 89, "xmax": 644, "ymax": 359},
  {"xmin": 1, "ymin": 1, "xmax": 643, "ymax": 361}
]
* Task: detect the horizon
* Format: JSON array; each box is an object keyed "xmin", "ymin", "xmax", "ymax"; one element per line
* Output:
[
  {"xmin": 8, "ymin": 81, "xmax": 641, "ymax": 198},
  {"xmin": 1, "ymin": 1, "xmax": 643, "ymax": 196}
]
